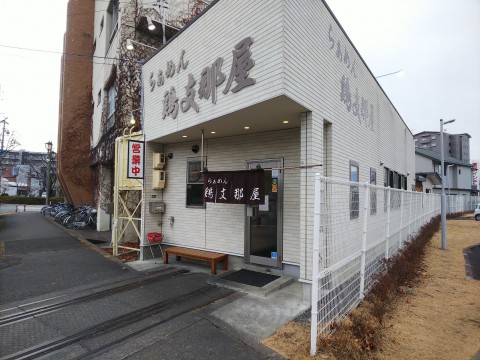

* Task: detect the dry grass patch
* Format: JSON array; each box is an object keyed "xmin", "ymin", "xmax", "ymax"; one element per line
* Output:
[{"xmin": 265, "ymin": 214, "xmax": 480, "ymax": 360}]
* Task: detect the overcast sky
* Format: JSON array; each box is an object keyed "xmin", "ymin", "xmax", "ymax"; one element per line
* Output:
[{"xmin": 0, "ymin": 0, "xmax": 479, "ymax": 162}]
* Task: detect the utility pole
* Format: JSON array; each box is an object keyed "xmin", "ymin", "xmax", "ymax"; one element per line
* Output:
[
  {"xmin": 440, "ymin": 118, "xmax": 455, "ymax": 250},
  {"xmin": 45, "ymin": 141, "xmax": 53, "ymax": 205},
  {"xmin": 0, "ymin": 117, "xmax": 8, "ymax": 194}
]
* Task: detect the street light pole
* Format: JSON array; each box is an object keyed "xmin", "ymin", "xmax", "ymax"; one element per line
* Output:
[
  {"xmin": 45, "ymin": 141, "xmax": 53, "ymax": 205},
  {"xmin": 0, "ymin": 117, "xmax": 8, "ymax": 194},
  {"xmin": 447, "ymin": 164, "xmax": 454, "ymax": 197},
  {"xmin": 440, "ymin": 118, "xmax": 455, "ymax": 250}
]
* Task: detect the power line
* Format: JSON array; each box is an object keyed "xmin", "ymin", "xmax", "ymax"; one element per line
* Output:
[{"xmin": 0, "ymin": 44, "xmax": 127, "ymax": 62}]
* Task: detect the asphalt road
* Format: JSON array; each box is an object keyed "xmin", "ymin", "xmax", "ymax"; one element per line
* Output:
[{"xmin": 0, "ymin": 213, "xmax": 281, "ymax": 359}]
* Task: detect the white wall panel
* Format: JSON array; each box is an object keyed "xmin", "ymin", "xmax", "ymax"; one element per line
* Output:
[
  {"xmin": 143, "ymin": 0, "xmax": 285, "ymax": 141},
  {"xmin": 143, "ymin": 128, "xmax": 301, "ymax": 263}
]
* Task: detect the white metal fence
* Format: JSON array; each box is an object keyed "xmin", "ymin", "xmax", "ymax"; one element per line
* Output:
[
  {"xmin": 310, "ymin": 175, "xmax": 479, "ymax": 355},
  {"xmin": 446, "ymin": 194, "xmax": 479, "ymax": 213}
]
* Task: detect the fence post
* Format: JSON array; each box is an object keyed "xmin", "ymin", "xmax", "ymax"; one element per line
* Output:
[
  {"xmin": 399, "ymin": 191, "xmax": 404, "ymax": 249},
  {"xmin": 385, "ymin": 188, "xmax": 391, "ymax": 259},
  {"xmin": 359, "ymin": 183, "xmax": 369, "ymax": 299},
  {"xmin": 310, "ymin": 174, "xmax": 322, "ymax": 356},
  {"xmin": 408, "ymin": 191, "xmax": 413, "ymax": 238}
]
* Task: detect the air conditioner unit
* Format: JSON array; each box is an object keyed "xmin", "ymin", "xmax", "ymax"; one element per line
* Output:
[
  {"xmin": 153, "ymin": 152, "xmax": 165, "ymax": 169},
  {"xmin": 152, "ymin": 170, "xmax": 166, "ymax": 189}
]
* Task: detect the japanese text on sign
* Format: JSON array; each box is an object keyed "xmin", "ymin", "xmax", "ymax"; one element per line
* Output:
[
  {"xmin": 328, "ymin": 24, "xmax": 375, "ymax": 132},
  {"xmin": 127, "ymin": 140, "xmax": 144, "ymax": 179},
  {"xmin": 203, "ymin": 171, "xmax": 264, "ymax": 205},
  {"xmin": 150, "ymin": 37, "xmax": 256, "ymax": 120}
]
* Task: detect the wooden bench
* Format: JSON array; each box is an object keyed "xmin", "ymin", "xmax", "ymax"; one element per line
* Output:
[{"xmin": 163, "ymin": 247, "xmax": 228, "ymax": 275}]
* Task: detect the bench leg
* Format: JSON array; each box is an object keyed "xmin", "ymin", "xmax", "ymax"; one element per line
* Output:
[
  {"xmin": 222, "ymin": 256, "xmax": 228, "ymax": 271},
  {"xmin": 164, "ymin": 252, "xmax": 169, "ymax": 264},
  {"xmin": 211, "ymin": 260, "xmax": 217, "ymax": 275},
  {"xmin": 176, "ymin": 255, "xmax": 181, "ymax": 261}
]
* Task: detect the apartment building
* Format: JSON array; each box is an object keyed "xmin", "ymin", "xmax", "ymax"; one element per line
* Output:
[
  {"xmin": 59, "ymin": 0, "xmax": 204, "ymax": 230},
  {"xmin": 414, "ymin": 131, "xmax": 471, "ymax": 163}
]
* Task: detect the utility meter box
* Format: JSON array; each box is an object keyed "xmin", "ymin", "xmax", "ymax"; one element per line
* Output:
[
  {"xmin": 152, "ymin": 170, "xmax": 166, "ymax": 189},
  {"xmin": 149, "ymin": 202, "xmax": 165, "ymax": 213},
  {"xmin": 153, "ymin": 152, "xmax": 165, "ymax": 170}
]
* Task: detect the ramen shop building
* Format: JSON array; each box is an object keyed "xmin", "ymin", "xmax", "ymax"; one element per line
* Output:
[{"xmin": 140, "ymin": 0, "xmax": 415, "ymax": 290}]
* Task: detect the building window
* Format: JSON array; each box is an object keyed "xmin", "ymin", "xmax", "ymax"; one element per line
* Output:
[
  {"xmin": 349, "ymin": 161, "xmax": 359, "ymax": 219},
  {"xmin": 370, "ymin": 168, "xmax": 377, "ymax": 215},
  {"xmin": 186, "ymin": 158, "xmax": 206, "ymax": 207},
  {"xmin": 97, "ymin": 90, "xmax": 101, "ymax": 106},
  {"xmin": 431, "ymin": 136, "xmax": 436, "ymax": 140},
  {"xmin": 459, "ymin": 169, "xmax": 461, "ymax": 175},
  {"xmin": 107, "ymin": 83, "xmax": 116, "ymax": 129},
  {"xmin": 108, "ymin": 0, "xmax": 119, "ymax": 43}
]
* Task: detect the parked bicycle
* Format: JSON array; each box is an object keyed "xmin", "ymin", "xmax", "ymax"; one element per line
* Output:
[{"xmin": 41, "ymin": 203, "xmax": 97, "ymax": 230}]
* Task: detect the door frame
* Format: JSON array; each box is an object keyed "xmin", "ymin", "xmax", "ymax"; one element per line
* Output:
[{"xmin": 245, "ymin": 158, "xmax": 283, "ymax": 268}]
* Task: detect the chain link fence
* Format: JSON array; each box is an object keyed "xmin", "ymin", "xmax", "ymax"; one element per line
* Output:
[{"xmin": 310, "ymin": 175, "xmax": 479, "ymax": 355}]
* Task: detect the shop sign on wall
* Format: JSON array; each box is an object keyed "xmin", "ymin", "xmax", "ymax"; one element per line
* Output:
[
  {"xmin": 127, "ymin": 140, "xmax": 144, "ymax": 179},
  {"xmin": 473, "ymin": 161, "xmax": 478, "ymax": 186},
  {"xmin": 203, "ymin": 171, "xmax": 264, "ymax": 205},
  {"xmin": 328, "ymin": 24, "xmax": 375, "ymax": 132},
  {"xmin": 149, "ymin": 37, "xmax": 256, "ymax": 120}
]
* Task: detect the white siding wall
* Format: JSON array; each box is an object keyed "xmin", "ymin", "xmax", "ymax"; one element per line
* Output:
[
  {"xmin": 457, "ymin": 165, "xmax": 473, "ymax": 189},
  {"xmin": 284, "ymin": 0, "xmax": 414, "ymax": 182},
  {"xmin": 282, "ymin": 1, "xmax": 415, "ymax": 279},
  {"xmin": 142, "ymin": 0, "xmax": 415, "ymax": 279},
  {"xmin": 143, "ymin": 128, "xmax": 301, "ymax": 263},
  {"xmin": 142, "ymin": 0, "xmax": 285, "ymax": 140},
  {"xmin": 415, "ymin": 154, "xmax": 434, "ymax": 173}
]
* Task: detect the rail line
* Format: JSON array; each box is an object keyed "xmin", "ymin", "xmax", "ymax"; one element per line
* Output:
[
  {"xmin": 4, "ymin": 284, "xmax": 227, "ymax": 360},
  {"xmin": 0, "ymin": 268, "xmax": 188, "ymax": 327}
]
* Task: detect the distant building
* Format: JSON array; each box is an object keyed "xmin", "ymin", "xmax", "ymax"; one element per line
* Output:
[
  {"xmin": 1, "ymin": 150, "xmax": 56, "ymax": 196},
  {"xmin": 415, "ymin": 147, "xmax": 476, "ymax": 195},
  {"xmin": 414, "ymin": 131, "xmax": 471, "ymax": 163}
]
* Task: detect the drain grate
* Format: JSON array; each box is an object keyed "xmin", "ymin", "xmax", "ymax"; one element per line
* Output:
[
  {"xmin": 464, "ymin": 243, "xmax": 480, "ymax": 280},
  {"xmin": 222, "ymin": 269, "xmax": 280, "ymax": 287}
]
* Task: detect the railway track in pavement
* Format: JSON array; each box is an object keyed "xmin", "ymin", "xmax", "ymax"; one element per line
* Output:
[{"xmin": 0, "ymin": 268, "xmax": 233, "ymax": 360}]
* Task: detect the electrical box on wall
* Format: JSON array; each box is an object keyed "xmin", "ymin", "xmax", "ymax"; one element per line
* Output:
[
  {"xmin": 153, "ymin": 152, "xmax": 165, "ymax": 170},
  {"xmin": 149, "ymin": 202, "xmax": 165, "ymax": 213},
  {"xmin": 152, "ymin": 170, "xmax": 166, "ymax": 189}
]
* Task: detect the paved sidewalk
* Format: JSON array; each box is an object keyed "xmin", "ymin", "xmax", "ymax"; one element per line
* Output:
[
  {"xmin": 0, "ymin": 212, "xmax": 137, "ymax": 305},
  {"xmin": 0, "ymin": 212, "xmax": 304, "ymax": 359}
]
